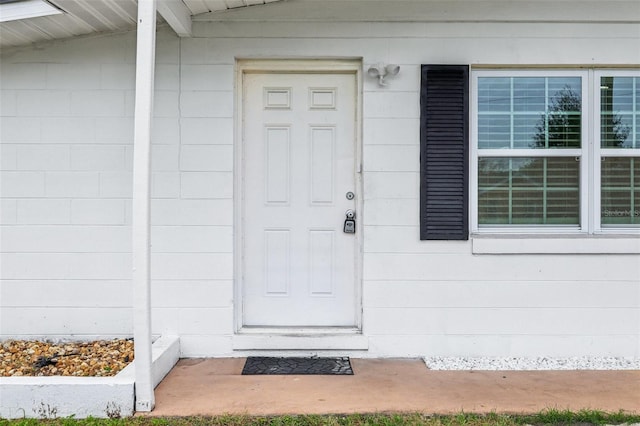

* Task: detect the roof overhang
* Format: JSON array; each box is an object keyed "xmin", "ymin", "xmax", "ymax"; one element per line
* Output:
[
  {"xmin": 0, "ymin": 0, "xmax": 285, "ymax": 49},
  {"xmin": 0, "ymin": 0, "xmax": 62, "ymax": 23}
]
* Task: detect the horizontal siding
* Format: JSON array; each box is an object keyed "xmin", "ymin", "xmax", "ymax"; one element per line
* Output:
[
  {"xmin": 363, "ymin": 253, "xmax": 639, "ymax": 282},
  {"xmin": 180, "ymin": 118, "xmax": 234, "ymax": 145},
  {"xmin": 151, "ymin": 281, "xmax": 234, "ymax": 308},
  {"xmin": 0, "ymin": 226, "xmax": 130, "ymax": 252},
  {"xmin": 180, "ymin": 26, "xmax": 640, "ymax": 66},
  {"xmin": 151, "ymin": 254, "xmax": 233, "ymax": 280},
  {"xmin": 363, "ymin": 307, "xmax": 639, "ymax": 335},
  {"xmin": 363, "ymin": 199, "xmax": 419, "ymax": 226},
  {"xmin": 179, "ymin": 146, "xmax": 234, "ymax": 171},
  {"xmin": 151, "ymin": 199, "xmax": 234, "ymax": 225},
  {"xmin": 363, "ymin": 145, "xmax": 420, "ymax": 172},
  {"xmin": 368, "ymin": 335, "xmax": 640, "ymax": 358},
  {"xmin": 364, "ymin": 281, "xmax": 640, "ymax": 308},
  {"xmin": 193, "ymin": 22, "xmax": 640, "ymax": 39},
  {"xmin": 1, "ymin": 307, "xmax": 132, "ymax": 335},
  {"xmin": 180, "ymin": 91, "xmax": 233, "ymax": 118},
  {"xmin": 0, "ymin": 200, "xmax": 17, "ymax": 224},
  {"xmin": 365, "ymin": 226, "xmax": 469, "ymax": 254},
  {"xmin": 1, "ymin": 280, "xmax": 132, "ymax": 307},
  {"xmin": 1, "ymin": 307, "xmax": 233, "ymax": 336},
  {"xmin": 1, "ymin": 225, "xmax": 232, "ymax": 254},
  {"xmin": 0, "ymin": 280, "xmax": 235, "ymax": 308},
  {"xmin": 1, "ymin": 253, "xmax": 132, "ymax": 280},
  {"xmin": 180, "ymin": 65, "xmax": 234, "ymax": 91},
  {"xmin": 152, "ymin": 307, "xmax": 234, "ymax": 335},
  {"xmin": 178, "ymin": 335, "xmax": 234, "ymax": 357},
  {"xmin": 180, "ymin": 172, "xmax": 233, "ymax": 199},
  {"xmin": 151, "ymin": 226, "xmax": 233, "ymax": 253},
  {"xmin": 363, "ymin": 172, "xmax": 418, "ymax": 200},
  {"xmin": 364, "ymin": 92, "xmax": 420, "ymax": 119},
  {"xmin": 363, "ymin": 118, "xmax": 419, "ymax": 145}
]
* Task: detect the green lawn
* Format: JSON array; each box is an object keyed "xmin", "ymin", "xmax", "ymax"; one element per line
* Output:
[{"xmin": 1, "ymin": 410, "xmax": 639, "ymax": 426}]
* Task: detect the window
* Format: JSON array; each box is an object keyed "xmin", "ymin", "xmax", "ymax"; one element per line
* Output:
[
  {"xmin": 597, "ymin": 73, "xmax": 640, "ymax": 227},
  {"xmin": 471, "ymin": 69, "xmax": 640, "ymax": 234}
]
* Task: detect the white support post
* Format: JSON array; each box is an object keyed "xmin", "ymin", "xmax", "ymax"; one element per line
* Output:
[{"xmin": 132, "ymin": 0, "xmax": 157, "ymax": 413}]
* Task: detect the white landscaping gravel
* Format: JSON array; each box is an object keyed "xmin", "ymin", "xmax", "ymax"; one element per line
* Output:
[{"xmin": 424, "ymin": 357, "xmax": 640, "ymax": 371}]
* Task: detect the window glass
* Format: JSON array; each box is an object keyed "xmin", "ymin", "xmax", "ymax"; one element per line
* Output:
[
  {"xmin": 513, "ymin": 115, "xmax": 539, "ymax": 148},
  {"xmin": 601, "ymin": 76, "xmax": 638, "ymax": 148},
  {"xmin": 601, "ymin": 157, "xmax": 640, "ymax": 225},
  {"xmin": 478, "ymin": 77, "xmax": 581, "ymax": 150},
  {"xmin": 478, "ymin": 77, "xmax": 510, "ymax": 112},
  {"xmin": 478, "ymin": 115, "xmax": 510, "ymax": 148},
  {"xmin": 513, "ymin": 77, "xmax": 545, "ymax": 112},
  {"xmin": 475, "ymin": 70, "xmax": 640, "ymax": 232},
  {"xmin": 478, "ymin": 157, "xmax": 580, "ymax": 225}
]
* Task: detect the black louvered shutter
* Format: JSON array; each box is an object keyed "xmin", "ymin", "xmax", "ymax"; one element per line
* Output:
[{"xmin": 420, "ymin": 65, "xmax": 469, "ymax": 240}]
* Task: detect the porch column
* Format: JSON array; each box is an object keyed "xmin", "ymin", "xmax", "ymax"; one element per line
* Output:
[{"xmin": 132, "ymin": 0, "xmax": 157, "ymax": 412}]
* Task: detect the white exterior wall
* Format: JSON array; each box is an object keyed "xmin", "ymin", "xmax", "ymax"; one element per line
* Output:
[{"xmin": 1, "ymin": 0, "xmax": 639, "ymax": 358}]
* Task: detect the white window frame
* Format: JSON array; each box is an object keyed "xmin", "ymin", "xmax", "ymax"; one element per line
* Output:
[
  {"xmin": 594, "ymin": 69, "xmax": 640, "ymax": 234},
  {"xmin": 471, "ymin": 69, "xmax": 589, "ymax": 234},
  {"xmin": 471, "ymin": 68, "xmax": 640, "ymax": 238}
]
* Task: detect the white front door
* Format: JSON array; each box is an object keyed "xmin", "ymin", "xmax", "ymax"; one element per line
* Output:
[{"xmin": 241, "ymin": 70, "xmax": 359, "ymax": 328}]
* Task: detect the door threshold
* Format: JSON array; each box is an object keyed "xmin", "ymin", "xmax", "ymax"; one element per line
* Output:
[
  {"xmin": 238, "ymin": 326, "xmax": 360, "ymax": 335},
  {"xmin": 232, "ymin": 329, "xmax": 368, "ymax": 351}
]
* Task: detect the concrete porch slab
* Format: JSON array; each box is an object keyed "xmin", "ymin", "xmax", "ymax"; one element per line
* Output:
[{"xmin": 145, "ymin": 358, "xmax": 640, "ymax": 416}]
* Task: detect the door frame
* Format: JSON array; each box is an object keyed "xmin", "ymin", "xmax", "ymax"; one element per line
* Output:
[{"xmin": 234, "ymin": 58, "xmax": 364, "ymax": 334}]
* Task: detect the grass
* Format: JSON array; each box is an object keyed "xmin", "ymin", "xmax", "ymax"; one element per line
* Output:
[{"xmin": 1, "ymin": 410, "xmax": 639, "ymax": 426}]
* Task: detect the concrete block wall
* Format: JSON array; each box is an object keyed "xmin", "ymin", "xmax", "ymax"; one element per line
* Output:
[
  {"xmin": 165, "ymin": 44, "xmax": 236, "ymax": 357},
  {"xmin": 2, "ymin": 1, "xmax": 639, "ymax": 358},
  {"xmin": 1, "ymin": 30, "xmax": 136, "ymax": 340},
  {"xmin": 0, "ymin": 26, "xmax": 236, "ymax": 354},
  {"xmin": 183, "ymin": 11, "xmax": 639, "ymax": 357},
  {"xmin": 0, "ymin": 28, "xmax": 218, "ymax": 342},
  {"xmin": 143, "ymin": 34, "xmax": 235, "ymax": 356}
]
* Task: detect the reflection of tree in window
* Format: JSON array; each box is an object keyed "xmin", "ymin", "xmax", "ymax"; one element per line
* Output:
[
  {"xmin": 600, "ymin": 77, "xmax": 632, "ymax": 148},
  {"xmin": 599, "ymin": 77, "xmax": 637, "ymax": 226},
  {"xmin": 479, "ymin": 82, "xmax": 584, "ymax": 225},
  {"xmin": 532, "ymin": 86, "xmax": 583, "ymax": 148}
]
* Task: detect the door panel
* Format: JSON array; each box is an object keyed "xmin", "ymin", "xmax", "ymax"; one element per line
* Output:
[{"xmin": 242, "ymin": 72, "xmax": 358, "ymax": 327}]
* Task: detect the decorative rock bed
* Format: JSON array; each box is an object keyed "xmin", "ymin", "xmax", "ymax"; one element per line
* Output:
[
  {"xmin": 1, "ymin": 339, "xmax": 134, "ymax": 377},
  {"xmin": 0, "ymin": 336, "xmax": 179, "ymax": 419}
]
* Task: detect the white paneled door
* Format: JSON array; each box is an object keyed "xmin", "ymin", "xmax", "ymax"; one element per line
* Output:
[{"xmin": 242, "ymin": 71, "xmax": 359, "ymax": 327}]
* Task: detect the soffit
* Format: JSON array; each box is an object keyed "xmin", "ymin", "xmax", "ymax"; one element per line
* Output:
[{"xmin": 0, "ymin": 0, "xmax": 283, "ymax": 48}]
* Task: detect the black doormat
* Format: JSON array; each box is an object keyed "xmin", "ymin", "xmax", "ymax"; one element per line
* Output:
[{"xmin": 242, "ymin": 356, "xmax": 353, "ymax": 375}]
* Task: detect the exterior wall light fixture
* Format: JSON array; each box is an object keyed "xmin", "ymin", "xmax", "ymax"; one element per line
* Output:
[{"xmin": 367, "ymin": 63, "xmax": 400, "ymax": 86}]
